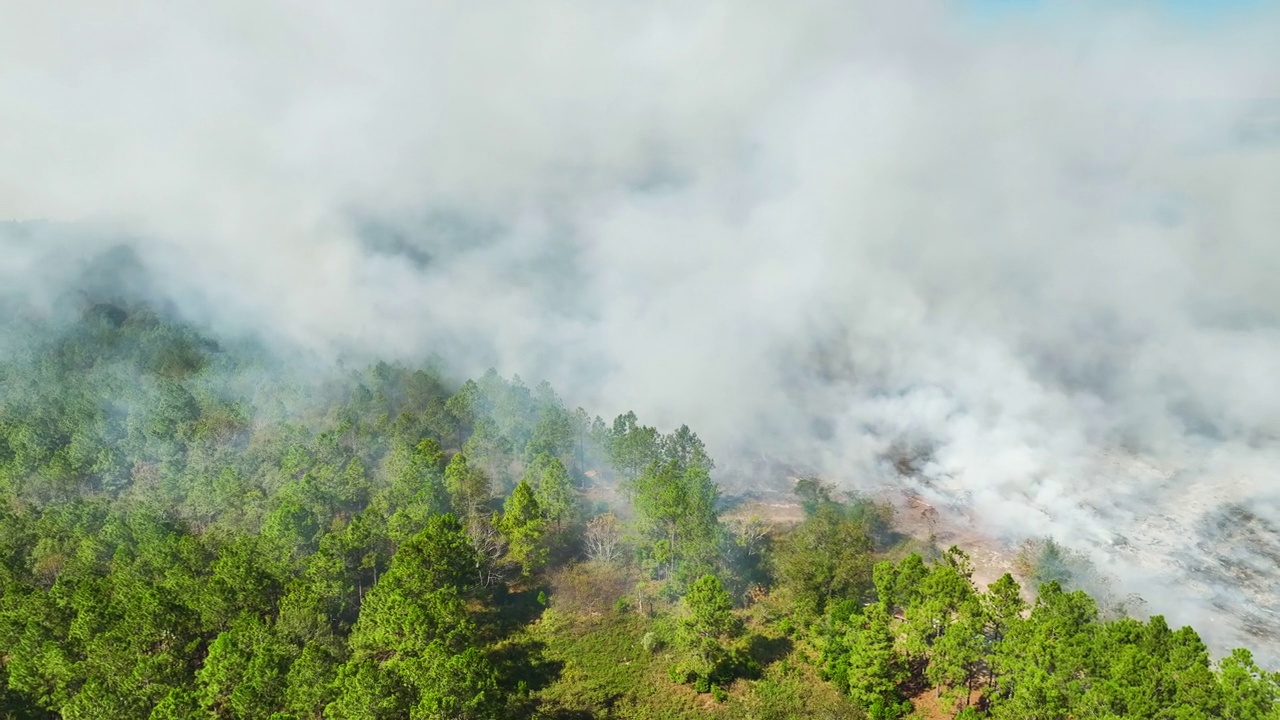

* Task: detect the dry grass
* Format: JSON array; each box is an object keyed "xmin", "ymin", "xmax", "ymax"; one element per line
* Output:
[{"xmin": 546, "ymin": 560, "xmax": 634, "ymax": 617}]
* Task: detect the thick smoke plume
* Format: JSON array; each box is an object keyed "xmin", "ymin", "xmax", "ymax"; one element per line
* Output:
[{"xmin": 3, "ymin": 0, "xmax": 1280, "ymax": 658}]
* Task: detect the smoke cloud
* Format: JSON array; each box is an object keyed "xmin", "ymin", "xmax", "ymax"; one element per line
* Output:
[{"xmin": 3, "ymin": 0, "xmax": 1279, "ymax": 657}]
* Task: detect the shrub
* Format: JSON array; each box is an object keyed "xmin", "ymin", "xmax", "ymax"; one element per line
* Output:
[
  {"xmin": 776, "ymin": 616, "xmax": 796, "ymax": 636},
  {"xmin": 641, "ymin": 631, "xmax": 662, "ymax": 654},
  {"xmin": 546, "ymin": 562, "xmax": 631, "ymax": 615}
]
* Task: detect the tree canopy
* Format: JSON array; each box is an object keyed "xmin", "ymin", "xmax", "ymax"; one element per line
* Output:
[{"xmin": 0, "ymin": 304, "xmax": 1273, "ymax": 719}]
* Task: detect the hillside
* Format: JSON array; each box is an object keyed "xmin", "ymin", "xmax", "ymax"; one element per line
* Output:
[{"xmin": 0, "ymin": 307, "xmax": 1277, "ymax": 719}]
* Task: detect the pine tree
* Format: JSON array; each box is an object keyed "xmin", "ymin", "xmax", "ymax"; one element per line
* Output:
[
  {"xmin": 627, "ymin": 458, "xmax": 720, "ymax": 580},
  {"xmin": 525, "ymin": 453, "xmax": 577, "ymax": 533},
  {"xmin": 329, "ymin": 515, "xmax": 501, "ymax": 719},
  {"xmin": 443, "ymin": 453, "xmax": 491, "ymax": 519},
  {"xmin": 677, "ymin": 574, "xmax": 742, "ymax": 683},
  {"xmin": 845, "ymin": 604, "xmax": 909, "ymax": 720},
  {"xmin": 499, "ymin": 480, "xmax": 547, "ymax": 577}
]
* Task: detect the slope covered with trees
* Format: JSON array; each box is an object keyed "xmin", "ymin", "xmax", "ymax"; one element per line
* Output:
[{"xmin": 0, "ymin": 303, "xmax": 1276, "ymax": 719}]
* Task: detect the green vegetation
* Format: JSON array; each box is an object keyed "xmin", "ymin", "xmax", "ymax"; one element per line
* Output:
[{"xmin": 0, "ymin": 304, "xmax": 1276, "ymax": 718}]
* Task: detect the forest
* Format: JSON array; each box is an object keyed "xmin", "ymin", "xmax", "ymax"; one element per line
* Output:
[{"xmin": 0, "ymin": 302, "xmax": 1277, "ymax": 720}]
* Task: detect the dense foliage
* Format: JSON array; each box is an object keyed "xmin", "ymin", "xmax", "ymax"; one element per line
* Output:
[{"xmin": 0, "ymin": 304, "xmax": 1276, "ymax": 719}]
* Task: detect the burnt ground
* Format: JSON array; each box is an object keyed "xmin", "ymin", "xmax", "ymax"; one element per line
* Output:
[
  {"xmin": 585, "ymin": 465, "xmax": 1025, "ymax": 596},
  {"xmin": 719, "ymin": 481, "xmax": 1022, "ymax": 593}
]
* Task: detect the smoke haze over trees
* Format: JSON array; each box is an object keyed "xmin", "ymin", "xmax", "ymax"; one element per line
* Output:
[
  {"xmin": 2, "ymin": 0, "xmax": 1280, "ymax": 664},
  {"xmin": 0, "ymin": 308, "xmax": 1277, "ymax": 717}
]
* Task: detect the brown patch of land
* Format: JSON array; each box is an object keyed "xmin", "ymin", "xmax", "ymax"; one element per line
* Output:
[
  {"xmin": 720, "ymin": 499, "xmax": 807, "ymax": 528},
  {"xmin": 881, "ymin": 489, "xmax": 1020, "ymax": 591},
  {"xmin": 719, "ymin": 484, "xmax": 1021, "ymax": 591},
  {"xmin": 909, "ymin": 686, "xmax": 985, "ymax": 720}
]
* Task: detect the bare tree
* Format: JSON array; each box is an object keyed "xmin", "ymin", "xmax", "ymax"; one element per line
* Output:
[
  {"xmin": 728, "ymin": 515, "xmax": 771, "ymax": 557},
  {"xmin": 584, "ymin": 512, "xmax": 623, "ymax": 564},
  {"xmin": 467, "ymin": 513, "xmax": 510, "ymax": 587}
]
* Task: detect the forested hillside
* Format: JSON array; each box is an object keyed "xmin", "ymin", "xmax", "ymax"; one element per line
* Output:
[{"xmin": 0, "ymin": 304, "xmax": 1277, "ymax": 719}]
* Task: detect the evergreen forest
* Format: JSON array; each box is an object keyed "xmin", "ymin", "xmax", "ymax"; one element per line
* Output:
[{"xmin": 0, "ymin": 301, "xmax": 1277, "ymax": 719}]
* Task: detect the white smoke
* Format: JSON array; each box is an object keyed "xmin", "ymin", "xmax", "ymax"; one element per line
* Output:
[{"xmin": 2, "ymin": 0, "xmax": 1279, "ymax": 657}]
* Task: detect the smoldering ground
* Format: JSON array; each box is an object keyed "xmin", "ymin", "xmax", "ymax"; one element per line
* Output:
[{"xmin": 2, "ymin": 0, "xmax": 1280, "ymax": 659}]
